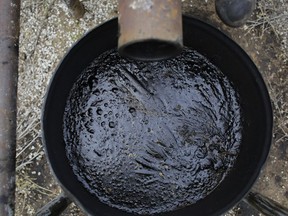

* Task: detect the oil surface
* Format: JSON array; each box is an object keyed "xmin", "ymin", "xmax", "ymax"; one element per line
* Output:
[{"xmin": 63, "ymin": 48, "xmax": 242, "ymax": 215}]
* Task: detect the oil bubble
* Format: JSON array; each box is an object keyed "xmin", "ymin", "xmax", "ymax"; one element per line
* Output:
[
  {"xmin": 129, "ymin": 107, "xmax": 136, "ymax": 117},
  {"xmin": 96, "ymin": 108, "xmax": 103, "ymax": 115},
  {"xmin": 93, "ymin": 89, "xmax": 100, "ymax": 96},
  {"xmin": 101, "ymin": 121, "xmax": 106, "ymax": 127},
  {"xmin": 109, "ymin": 122, "xmax": 115, "ymax": 128},
  {"xmin": 112, "ymin": 88, "xmax": 118, "ymax": 93}
]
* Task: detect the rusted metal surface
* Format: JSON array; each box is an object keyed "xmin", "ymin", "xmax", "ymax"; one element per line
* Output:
[
  {"xmin": 118, "ymin": 0, "xmax": 183, "ymax": 61},
  {"xmin": 63, "ymin": 0, "xmax": 85, "ymax": 19},
  {"xmin": 0, "ymin": 0, "xmax": 21, "ymax": 215}
]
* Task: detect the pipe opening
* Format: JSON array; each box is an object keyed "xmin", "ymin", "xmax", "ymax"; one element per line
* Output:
[{"xmin": 118, "ymin": 39, "xmax": 183, "ymax": 61}]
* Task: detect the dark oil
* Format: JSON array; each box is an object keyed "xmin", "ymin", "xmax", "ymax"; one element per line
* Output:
[{"xmin": 63, "ymin": 48, "xmax": 242, "ymax": 215}]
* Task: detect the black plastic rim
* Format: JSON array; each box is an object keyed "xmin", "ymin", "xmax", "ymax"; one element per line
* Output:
[{"xmin": 42, "ymin": 15, "xmax": 273, "ymax": 216}]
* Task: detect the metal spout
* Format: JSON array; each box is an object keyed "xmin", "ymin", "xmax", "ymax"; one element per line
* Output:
[{"xmin": 118, "ymin": 0, "xmax": 183, "ymax": 61}]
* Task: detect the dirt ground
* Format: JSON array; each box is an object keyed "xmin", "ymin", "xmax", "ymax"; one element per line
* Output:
[{"xmin": 16, "ymin": 0, "xmax": 288, "ymax": 215}]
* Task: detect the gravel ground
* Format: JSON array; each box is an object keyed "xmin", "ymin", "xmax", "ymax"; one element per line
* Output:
[{"xmin": 16, "ymin": 0, "xmax": 288, "ymax": 215}]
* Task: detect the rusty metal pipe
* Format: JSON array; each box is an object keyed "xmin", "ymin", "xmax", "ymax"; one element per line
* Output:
[
  {"xmin": 0, "ymin": 0, "xmax": 20, "ymax": 215},
  {"xmin": 118, "ymin": 0, "xmax": 183, "ymax": 61}
]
